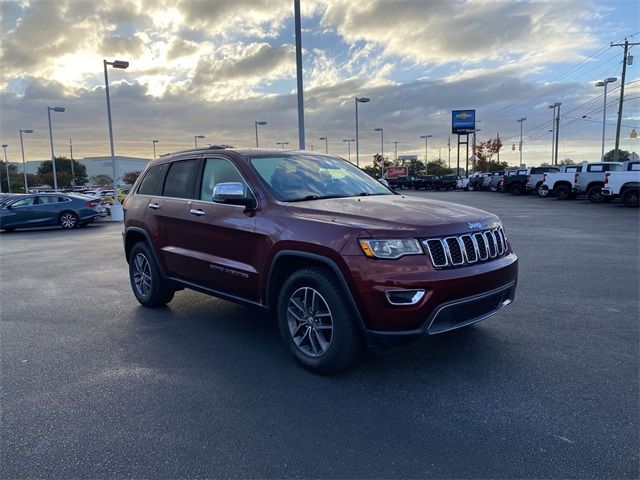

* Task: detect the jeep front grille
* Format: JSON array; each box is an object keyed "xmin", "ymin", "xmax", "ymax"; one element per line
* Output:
[{"xmin": 422, "ymin": 227, "xmax": 507, "ymax": 269}]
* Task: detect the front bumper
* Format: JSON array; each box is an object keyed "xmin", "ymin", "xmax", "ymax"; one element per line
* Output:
[
  {"xmin": 366, "ymin": 281, "xmax": 517, "ymax": 347},
  {"xmin": 601, "ymin": 188, "xmax": 613, "ymax": 196},
  {"xmin": 342, "ymin": 252, "xmax": 518, "ymax": 345},
  {"xmin": 571, "ymin": 186, "xmax": 581, "ymax": 193}
]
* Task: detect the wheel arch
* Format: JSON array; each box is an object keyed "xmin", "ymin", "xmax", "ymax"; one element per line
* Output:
[
  {"xmin": 266, "ymin": 250, "xmax": 368, "ymax": 334},
  {"xmin": 620, "ymin": 182, "xmax": 640, "ymax": 195},
  {"xmin": 124, "ymin": 227, "xmax": 161, "ymax": 270}
]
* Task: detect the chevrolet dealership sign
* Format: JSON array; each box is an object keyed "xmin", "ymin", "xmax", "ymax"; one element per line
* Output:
[{"xmin": 452, "ymin": 110, "xmax": 476, "ymax": 134}]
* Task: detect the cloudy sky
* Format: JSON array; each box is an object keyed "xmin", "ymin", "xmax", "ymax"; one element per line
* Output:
[{"xmin": 1, "ymin": 0, "xmax": 639, "ymax": 167}]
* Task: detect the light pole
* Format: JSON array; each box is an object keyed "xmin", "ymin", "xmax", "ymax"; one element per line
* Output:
[
  {"xmin": 374, "ymin": 128, "xmax": 384, "ymax": 178},
  {"xmin": 393, "ymin": 141, "xmax": 398, "ymax": 160},
  {"xmin": 420, "ymin": 135, "xmax": 432, "ymax": 174},
  {"xmin": 19, "ymin": 129, "xmax": 33, "ymax": 193},
  {"xmin": 343, "ymin": 139, "xmax": 355, "ymax": 163},
  {"xmin": 1, "ymin": 145, "xmax": 9, "ymax": 193},
  {"xmin": 596, "ymin": 77, "xmax": 617, "ymax": 161},
  {"xmin": 104, "ymin": 58, "xmax": 129, "ymax": 221},
  {"xmin": 355, "ymin": 97, "xmax": 370, "ymax": 167},
  {"xmin": 152, "ymin": 140, "xmax": 159, "ymax": 159},
  {"xmin": 255, "ymin": 121, "xmax": 267, "ymax": 148},
  {"xmin": 517, "ymin": 117, "xmax": 527, "ymax": 166},
  {"xmin": 276, "ymin": 141, "xmax": 289, "ymax": 149},
  {"xmin": 194, "ymin": 135, "xmax": 205, "ymax": 148},
  {"xmin": 47, "ymin": 106, "xmax": 65, "ymax": 191},
  {"xmin": 548, "ymin": 103, "xmax": 561, "ymax": 165},
  {"xmin": 319, "ymin": 137, "xmax": 328, "ymax": 153}
]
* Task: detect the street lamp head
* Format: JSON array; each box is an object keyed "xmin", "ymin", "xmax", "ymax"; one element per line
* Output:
[
  {"xmin": 595, "ymin": 81, "xmax": 605, "ymax": 87},
  {"xmin": 112, "ymin": 60, "xmax": 129, "ymax": 69},
  {"xmin": 152, "ymin": 139, "xmax": 159, "ymax": 143},
  {"xmin": 256, "ymin": 121, "xmax": 267, "ymax": 126},
  {"xmin": 356, "ymin": 97, "xmax": 370, "ymax": 103},
  {"xmin": 517, "ymin": 117, "xmax": 527, "ymax": 122},
  {"xmin": 605, "ymin": 77, "xmax": 617, "ymax": 83},
  {"xmin": 420, "ymin": 134, "xmax": 433, "ymax": 139},
  {"xmin": 22, "ymin": 129, "xmax": 34, "ymax": 134},
  {"xmin": 195, "ymin": 135, "xmax": 205, "ymax": 139},
  {"xmin": 343, "ymin": 139, "xmax": 355, "ymax": 142},
  {"xmin": 319, "ymin": 136, "xmax": 327, "ymax": 140},
  {"xmin": 374, "ymin": 128, "xmax": 383, "ymax": 132},
  {"xmin": 49, "ymin": 106, "xmax": 65, "ymax": 112},
  {"xmin": 1, "ymin": 144, "xmax": 7, "ymax": 148}
]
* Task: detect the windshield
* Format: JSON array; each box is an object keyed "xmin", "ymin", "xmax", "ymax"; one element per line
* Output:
[{"xmin": 249, "ymin": 154, "xmax": 392, "ymax": 202}]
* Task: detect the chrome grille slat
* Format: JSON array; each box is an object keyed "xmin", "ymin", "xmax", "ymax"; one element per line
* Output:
[
  {"xmin": 423, "ymin": 227, "xmax": 507, "ymax": 269},
  {"xmin": 474, "ymin": 232, "xmax": 488, "ymax": 260},
  {"xmin": 444, "ymin": 237, "xmax": 464, "ymax": 265}
]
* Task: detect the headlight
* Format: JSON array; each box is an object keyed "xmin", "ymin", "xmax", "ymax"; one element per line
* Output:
[{"xmin": 358, "ymin": 238, "xmax": 423, "ymax": 259}]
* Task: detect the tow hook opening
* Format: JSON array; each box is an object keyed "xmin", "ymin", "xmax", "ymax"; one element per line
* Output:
[{"xmin": 385, "ymin": 289, "xmax": 425, "ymax": 306}]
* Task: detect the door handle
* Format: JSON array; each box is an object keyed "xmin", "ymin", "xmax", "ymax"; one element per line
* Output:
[
  {"xmin": 189, "ymin": 208, "xmax": 205, "ymax": 216},
  {"xmin": 148, "ymin": 202, "xmax": 160, "ymax": 209}
]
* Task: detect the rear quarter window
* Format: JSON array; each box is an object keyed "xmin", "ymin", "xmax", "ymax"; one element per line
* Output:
[{"xmin": 138, "ymin": 163, "xmax": 168, "ymax": 196}]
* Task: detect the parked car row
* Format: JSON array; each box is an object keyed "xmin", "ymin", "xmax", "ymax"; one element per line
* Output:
[
  {"xmin": 387, "ymin": 175, "xmax": 463, "ymax": 191},
  {"xmin": 465, "ymin": 161, "xmax": 639, "ymax": 207}
]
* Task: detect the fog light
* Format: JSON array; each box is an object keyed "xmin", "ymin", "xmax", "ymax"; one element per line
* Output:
[{"xmin": 385, "ymin": 289, "xmax": 425, "ymax": 305}]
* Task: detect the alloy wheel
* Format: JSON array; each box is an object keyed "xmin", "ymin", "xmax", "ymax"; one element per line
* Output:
[
  {"xmin": 60, "ymin": 213, "xmax": 77, "ymax": 228},
  {"xmin": 133, "ymin": 253, "xmax": 152, "ymax": 297},
  {"xmin": 287, "ymin": 287, "xmax": 333, "ymax": 357}
]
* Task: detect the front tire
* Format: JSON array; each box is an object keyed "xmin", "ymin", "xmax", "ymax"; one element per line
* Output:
[
  {"xmin": 277, "ymin": 267, "xmax": 364, "ymax": 374},
  {"xmin": 510, "ymin": 183, "xmax": 523, "ymax": 195},
  {"xmin": 554, "ymin": 185, "xmax": 571, "ymax": 200},
  {"xmin": 587, "ymin": 186, "xmax": 605, "ymax": 204},
  {"xmin": 128, "ymin": 242, "xmax": 174, "ymax": 307},
  {"xmin": 622, "ymin": 188, "xmax": 639, "ymax": 207}
]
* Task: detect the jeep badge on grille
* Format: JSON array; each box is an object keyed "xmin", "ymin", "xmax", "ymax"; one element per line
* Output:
[{"xmin": 467, "ymin": 222, "xmax": 482, "ymax": 230}]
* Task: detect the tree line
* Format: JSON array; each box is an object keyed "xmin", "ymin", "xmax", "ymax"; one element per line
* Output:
[{"xmin": 0, "ymin": 156, "xmax": 143, "ymax": 192}]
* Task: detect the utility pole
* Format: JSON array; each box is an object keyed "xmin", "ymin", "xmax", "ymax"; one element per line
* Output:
[
  {"xmin": 294, "ymin": 0, "xmax": 305, "ymax": 149},
  {"xmin": 393, "ymin": 141, "xmax": 398, "ymax": 160},
  {"xmin": 69, "ymin": 138, "xmax": 75, "ymax": 186},
  {"xmin": 611, "ymin": 39, "xmax": 639, "ymax": 161},
  {"xmin": 448, "ymin": 137, "xmax": 451, "ymax": 169},
  {"xmin": 553, "ymin": 102, "xmax": 562, "ymax": 165},
  {"xmin": 496, "ymin": 133, "xmax": 500, "ymax": 163}
]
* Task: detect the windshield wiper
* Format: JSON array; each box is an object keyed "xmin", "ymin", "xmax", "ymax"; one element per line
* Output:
[{"xmin": 287, "ymin": 194, "xmax": 347, "ymax": 202}]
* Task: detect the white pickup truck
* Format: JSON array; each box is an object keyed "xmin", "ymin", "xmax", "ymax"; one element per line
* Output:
[
  {"xmin": 539, "ymin": 165, "xmax": 584, "ymax": 200},
  {"xmin": 601, "ymin": 161, "xmax": 640, "ymax": 207}
]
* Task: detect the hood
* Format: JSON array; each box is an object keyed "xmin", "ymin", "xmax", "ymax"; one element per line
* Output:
[{"xmin": 286, "ymin": 194, "xmax": 499, "ymax": 237}]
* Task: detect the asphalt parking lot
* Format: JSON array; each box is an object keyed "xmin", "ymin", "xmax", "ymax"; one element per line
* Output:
[{"xmin": 1, "ymin": 191, "xmax": 638, "ymax": 479}]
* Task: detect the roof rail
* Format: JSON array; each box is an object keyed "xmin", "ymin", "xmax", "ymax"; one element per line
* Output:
[{"xmin": 158, "ymin": 144, "xmax": 232, "ymax": 158}]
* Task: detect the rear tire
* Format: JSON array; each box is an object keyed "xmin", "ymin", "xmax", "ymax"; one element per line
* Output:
[
  {"xmin": 622, "ymin": 188, "xmax": 639, "ymax": 208},
  {"xmin": 554, "ymin": 185, "xmax": 571, "ymax": 200},
  {"xmin": 277, "ymin": 267, "xmax": 364, "ymax": 374},
  {"xmin": 128, "ymin": 242, "xmax": 174, "ymax": 307}
]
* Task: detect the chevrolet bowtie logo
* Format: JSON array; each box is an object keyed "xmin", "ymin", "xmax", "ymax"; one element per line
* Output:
[{"xmin": 456, "ymin": 112, "xmax": 472, "ymax": 120}]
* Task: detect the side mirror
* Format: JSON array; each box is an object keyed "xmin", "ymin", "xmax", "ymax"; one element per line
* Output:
[{"xmin": 212, "ymin": 182, "xmax": 255, "ymax": 208}]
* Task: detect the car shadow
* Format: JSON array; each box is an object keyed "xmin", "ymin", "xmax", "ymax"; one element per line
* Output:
[{"xmin": 119, "ymin": 290, "xmax": 513, "ymax": 384}]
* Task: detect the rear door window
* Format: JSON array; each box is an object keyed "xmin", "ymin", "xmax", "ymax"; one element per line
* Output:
[
  {"xmin": 163, "ymin": 159, "xmax": 200, "ymax": 199},
  {"xmin": 138, "ymin": 164, "xmax": 168, "ymax": 196}
]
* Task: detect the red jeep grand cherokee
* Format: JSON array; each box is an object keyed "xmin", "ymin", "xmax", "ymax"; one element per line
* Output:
[{"xmin": 123, "ymin": 148, "xmax": 517, "ymax": 373}]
